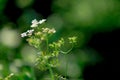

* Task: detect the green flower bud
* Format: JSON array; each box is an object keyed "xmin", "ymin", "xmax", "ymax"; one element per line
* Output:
[{"xmin": 68, "ymin": 36, "xmax": 77, "ymax": 44}]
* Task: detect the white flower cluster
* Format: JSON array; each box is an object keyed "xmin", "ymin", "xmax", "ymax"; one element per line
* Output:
[
  {"xmin": 21, "ymin": 29, "xmax": 34, "ymax": 37},
  {"xmin": 21, "ymin": 19, "xmax": 46, "ymax": 37},
  {"xmin": 31, "ymin": 19, "xmax": 46, "ymax": 28}
]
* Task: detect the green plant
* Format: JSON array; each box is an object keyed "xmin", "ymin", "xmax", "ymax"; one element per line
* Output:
[
  {"xmin": 0, "ymin": 73, "xmax": 14, "ymax": 80},
  {"xmin": 21, "ymin": 19, "xmax": 77, "ymax": 80}
]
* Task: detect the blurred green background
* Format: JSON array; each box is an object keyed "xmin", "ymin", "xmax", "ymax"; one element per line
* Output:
[{"xmin": 0, "ymin": 0, "xmax": 120, "ymax": 80}]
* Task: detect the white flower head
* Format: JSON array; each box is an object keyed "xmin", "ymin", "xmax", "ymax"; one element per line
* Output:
[
  {"xmin": 27, "ymin": 29, "xmax": 34, "ymax": 33},
  {"xmin": 21, "ymin": 32, "xmax": 27, "ymax": 37},
  {"xmin": 27, "ymin": 29, "xmax": 34, "ymax": 36},
  {"xmin": 31, "ymin": 19, "xmax": 46, "ymax": 28},
  {"xmin": 31, "ymin": 19, "xmax": 39, "ymax": 28},
  {"xmin": 38, "ymin": 19, "xmax": 46, "ymax": 24}
]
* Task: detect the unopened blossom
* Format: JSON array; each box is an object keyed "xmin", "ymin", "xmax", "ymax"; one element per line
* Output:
[
  {"xmin": 21, "ymin": 32, "xmax": 27, "ymax": 37},
  {"xmin": 31, "ymin": 19, "xmax": 39, "ymax": 27},
  {"xmin": 48, "ymin": 28, "xmax": 56, "ymax": 34},
  {"xmin": 8, "ymin": 73, "xmax": 14, "ymax": 77},
  {"xmin": 42, "ymin": 28, "xmax": 49, "ymax": 33},
  {"xmin": 68, "ymin": 36, "xmax": 77, "ymax": 43},
  {"xmin": 41, "ymin": 37, "xmax": 45, "ymax": 40},
  {"xmin": 35, "ymin": 32, "xmax": 42, "ymax": 36},
  {"xmin": 38, "ymin": 19, "xmax": 46, "ymax": 24},
  {"xmin": 51, "ymin": 28, "xmax": 56, "ymax": 33}
]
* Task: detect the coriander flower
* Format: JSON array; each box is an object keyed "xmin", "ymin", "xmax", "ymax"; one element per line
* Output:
[
  {"xmin": 21, "ymin": 32, "xmax": 27, "ymax": 37},
  {"xmin": 38, "ymin": 19, "xmax": 46, "ymax": 24},
  {"xmin": 21, "ymin": 29, "xmax": 34, "ymax": 37},
  {"xmin": 31, "ymin": 19, "xmax": 46, "ymax": 28},
  {"xmin": 27, "ymin": 29, "xmax": 34, "ymax": 36},
  {"xmin": 31, "ymin": 19, "xmax": 39, "ymax": 27}
]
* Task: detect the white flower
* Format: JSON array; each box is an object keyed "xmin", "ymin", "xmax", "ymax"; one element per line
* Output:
[
  {"xmin": 21, "ymin": 29, "xmax": 34, "ymax": 37},
  {"xmin": 31, "ymin": 19, "xmax": 39, "ymax": 27},
  {"xmin": 27, "ymin": 29, "xmax": 34, "ymax": 33},
  {"xmin": 31, "ymin": 19, "xmax": 46, "ymax": 28},
  {"xmin": 38, "ymin": 19, "xmax": 46, "ymax": 24},
  {"xmin": 27, "ymin": 29, "xmax": 34, "ymax": 36},
  {"xmin": 21, "ymin": 32, "xmax": 27, "ymax": 37}
]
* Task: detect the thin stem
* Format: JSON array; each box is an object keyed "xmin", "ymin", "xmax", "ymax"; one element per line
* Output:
[
  {"xmin": 60, "ymin": 44, "xmax": 74, "ymax": 54},
  {"xmin": 31, "ymin": 67, "xmax": 36, "ymax": 80},
  {"xmin": 46, "ymin": 37, "xmax": 49, "ymax": 53},
  {"xmin": 61, "ymin": 44, "xmax": 74, "ymax": 79},
  {"xmin": 46, "ymin": 37, "xmax": 55, "ymax": 80},
  {"xmin": 48, "ymin": 66, "xmax": 55, "ymax": 80},
  {"xmin": 65, "ymin": 54, "xmax": 68, "ymax": 79}
]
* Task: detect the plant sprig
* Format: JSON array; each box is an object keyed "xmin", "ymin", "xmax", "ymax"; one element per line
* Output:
[{"xmin": 21, "ymin": 19, "xmax": 77, "ymax": 80}]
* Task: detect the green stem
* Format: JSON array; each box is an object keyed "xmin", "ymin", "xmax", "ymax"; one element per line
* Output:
[
  {"xmin": 46, "ymin": 37, "xmax": 49, "ymax": 53},
  {"xmin": 31, "ymin": 67, "xmax": 36, "ymax": 80},
  {"xmin": 65, "ymin": 54, "xmax": 68, "ymax": 79},
  {"xmin": 46, "ymin": 36, "xmax": 54, "ymax": 80},
  {"xmin": 48, "ymin": 66, "xmax": 55, "ymax": 80},
  {"xmin": 60, "ymin": 45, "xmax": 74, "ymax": 54}
]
